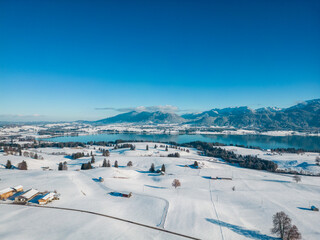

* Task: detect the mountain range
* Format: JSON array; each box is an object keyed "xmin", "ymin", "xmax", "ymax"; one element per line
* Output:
[{"xmin": 91, "ymin": 99, "xmax": 320, "ymax": 131}]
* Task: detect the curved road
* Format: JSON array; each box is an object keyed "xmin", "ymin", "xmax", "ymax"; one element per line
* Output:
[{"xmin": 0, "ymin": 203, "xmax": 200, "ymax": 240}]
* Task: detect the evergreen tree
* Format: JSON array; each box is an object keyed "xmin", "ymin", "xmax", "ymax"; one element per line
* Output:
[
  {"xmin": 161, "ymin": 164, "xmax": 165, "ymax": 172},
  {"xmin": 107, "ymin": 160, "xmax": 111, "ymax": 167},
  {"xmin": 102, "ymin": 159, "xmax": 107, "ymax": 167},
  {"xmin": 91, "ymin": 155, "xmax": 95, "ymax": 163},
  {"xmin": 34, "ymin": 153, "xmax": 38, "ymax": 159},
  {"xmin": 149, "ymin": 163, "xmax": 155, "ymax": 172},
  {"xmin": 6, "ymin": 160, "xmax": 12, "ymax": 169},
  {"xmin": 87, "ymin": 162, "xmax": 92, "ymax": 169},
  {"xmin": 105, "ymin": 150, "xmax": 110, "ymax": 157},
  {"xmin": 127, "ymin": 161, "xmax": 133, "ymax": 167},
  {"xmin": 63, "ymin": 161, "xmax": 68, "ymax": 170},
  {"xmin": 114, "ymin": 160, "xmax": 118, "ymax": 168},
  {"xmin": 146, "ymin": 145, "xmax": 149, "ymax": 150},
  {"xmin": 58, "ymin": 162, "xmax": 63, "ymax": 171},
  {"xmin": 194, "ymin": 161, "xmax": 199, "ymax": 168},
  {"xmin": 165, "ymin": 145, "xmax": 168, "ymax": 151}
]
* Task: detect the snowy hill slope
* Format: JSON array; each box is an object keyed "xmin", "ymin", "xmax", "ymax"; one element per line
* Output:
[{"xmin": 0, "ymin": 143, "xmax": 319, "ymax": 240}]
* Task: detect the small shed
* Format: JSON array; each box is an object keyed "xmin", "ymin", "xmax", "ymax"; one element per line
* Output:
[
  {"xmin": 0, "ymin": 188, "xmax": 14, "ymax": 200},
  {"xmin": 38, "ymin": 192, "xmax": 55, "ymax": 205},
  {"xmin": 98, "ymin": 177, "xmax": 104, "ymax": 182},
  {"xmin": 122, "ymin": 192, "xmax": 132, "ymax": 198},
  {"xmin": 15, "ymin": 189, "xmax": 39, "ymax": 203}
]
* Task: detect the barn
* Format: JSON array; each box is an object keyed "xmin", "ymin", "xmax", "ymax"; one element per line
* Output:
[
  {"xmin": 0, "ymin": 188, "xmax": 14, "ymax": 200},
  {"xmin": 15, "ymin": 189, "xmax": 39, "ymax": 203},
  {"xmin": 38, "ymin": 192, "xmax": 55, "ymax": 205}
]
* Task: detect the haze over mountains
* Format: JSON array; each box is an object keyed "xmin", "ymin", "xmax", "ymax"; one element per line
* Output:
[{"xmin": 92, "ymin": 99, "xmax": 320, "ymax": 131}]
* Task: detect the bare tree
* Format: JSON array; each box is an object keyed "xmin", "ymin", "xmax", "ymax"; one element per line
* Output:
[
  {"xmin": 286, "ymin": 225, "xmax": 301, "ymax": 240},
  {"xmin": 292, "ymin": 175, "xmax": 301, "ymax": 183},
  {"xmin": 271, "ymin": 211, "xmax": 292, "ymax": 239},
  {"xmin": 18, "ymin": 160, "xmax": 28, "ymax": 170},
  {"xmin": 172, "ymin": 179, "xmax": 181, "ymax": 189}
]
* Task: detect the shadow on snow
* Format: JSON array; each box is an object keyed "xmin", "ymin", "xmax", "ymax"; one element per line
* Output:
[{"xmin": 206, "ymin": 218, "xmax": 279, "ymax": 240}]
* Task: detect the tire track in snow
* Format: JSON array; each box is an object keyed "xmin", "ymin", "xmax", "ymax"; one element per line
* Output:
[
  {"xmin": 208, "ymin": 179, "xmax": 225, "ymax": 240},
  {"xmin": 79, "ymin": 170, "xmax": 169, "ymax": 229}
]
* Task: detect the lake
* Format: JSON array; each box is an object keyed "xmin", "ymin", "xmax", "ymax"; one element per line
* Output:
[{"xmin": 42, "ymin": 133, "xmax": 320, "ymax": 151}]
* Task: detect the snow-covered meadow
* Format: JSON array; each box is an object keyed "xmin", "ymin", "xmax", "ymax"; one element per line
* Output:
[{"xmin": 1, "ymin": 142, "xmax": 320, "ymax": 239}]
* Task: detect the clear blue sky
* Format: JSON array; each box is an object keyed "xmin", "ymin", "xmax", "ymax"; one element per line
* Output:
[{"xmin": 0, "ymin": 0, "xmax": 319, "ymax": 121}]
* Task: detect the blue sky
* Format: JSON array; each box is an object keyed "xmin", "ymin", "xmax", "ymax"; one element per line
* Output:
[{"xmin": 0, "ymin": 0, "xmax": 319, "ymax": 121}]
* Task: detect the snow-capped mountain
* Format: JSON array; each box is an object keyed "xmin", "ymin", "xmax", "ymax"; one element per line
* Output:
[{"xmin": 92, "ymin": 99, "xmax": 320, "ymax": 131}]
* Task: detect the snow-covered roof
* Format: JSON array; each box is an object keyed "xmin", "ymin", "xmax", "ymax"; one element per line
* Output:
[
  {"xmin": 40, "ymin": 192, "xmax": 55, "ymax": 201},
  {"xmin": 13, "ymin": 185, "xmax": 23, "ymax": 191},
  {"xmin": 21, "ymin": 189, "xmax": 39, "ymax": 199},
  {"xmin": 0, "ymin": 188, "xmax": 13, "ymax": 195}
]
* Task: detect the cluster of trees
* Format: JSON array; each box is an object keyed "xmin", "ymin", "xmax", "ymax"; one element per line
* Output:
[
  {"xmin": 81, "ymin": 162, "xmax": 93, "ymax": 170},
  {"xmin": 22, "ymin": 151, "xmax": 43, "ymax": 160},
  {"xmin": 271, "ymin": 148, "xmax": 306, "ymax": 154},
  {"xmin": 113, "ymin": 143, "xmax": 136, "ymax": 150},
  {"xmin": 182, "ymin": 141, "xmax": 278, "ymax": 172},
  {"xmin": 101, "ymin": 149, "xmax": 110, "ymax": 157},
  {"xmin": 58, "ymin": 162, "xmax": 68, "ymax": 171},
  {"xmin": 101, "ymin": 159, "xmax": 133, "ymax": 168},
  {"xmin": 271, "ymin": 211, "xmax": 301, "ymax": 240},
  {"xmin": 149, "ymin": 163, "xmax": 166, "ymax": 173},
  {"xmin": 5, "ymin": 160, "xmax": 28, "ymax": 170},
  {"xmin": 102, "ymin": 159, "xmax": 111, "ymax": 167},
  {"xmin": 168, "ymin": 152, "xmax": 180, "ymax": 158},
  {"xmin": 71, "ymin": 152, "xmax": 86, "ymax": 159}
]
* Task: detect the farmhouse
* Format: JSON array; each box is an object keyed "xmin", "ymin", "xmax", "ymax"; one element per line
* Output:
[
  {"xmin": 0, "ymin": 188, "xmax": 14, "ymax": 200},
  {"xmin": 38, "ymin": 192, "xmax": 55, "ymax": 205},
  {"xmin": 15, "ymin": 189, "xmax": 39, "ymax": 203}
]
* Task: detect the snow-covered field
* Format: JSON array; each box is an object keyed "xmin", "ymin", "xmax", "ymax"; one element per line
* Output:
[
  {"xmin": 221, "ymin": 146, "xmax": 320, "ymax": 175},
  {"xmin": 1, "ymin": 143, "xmax": 320, "ymax": 239}
]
